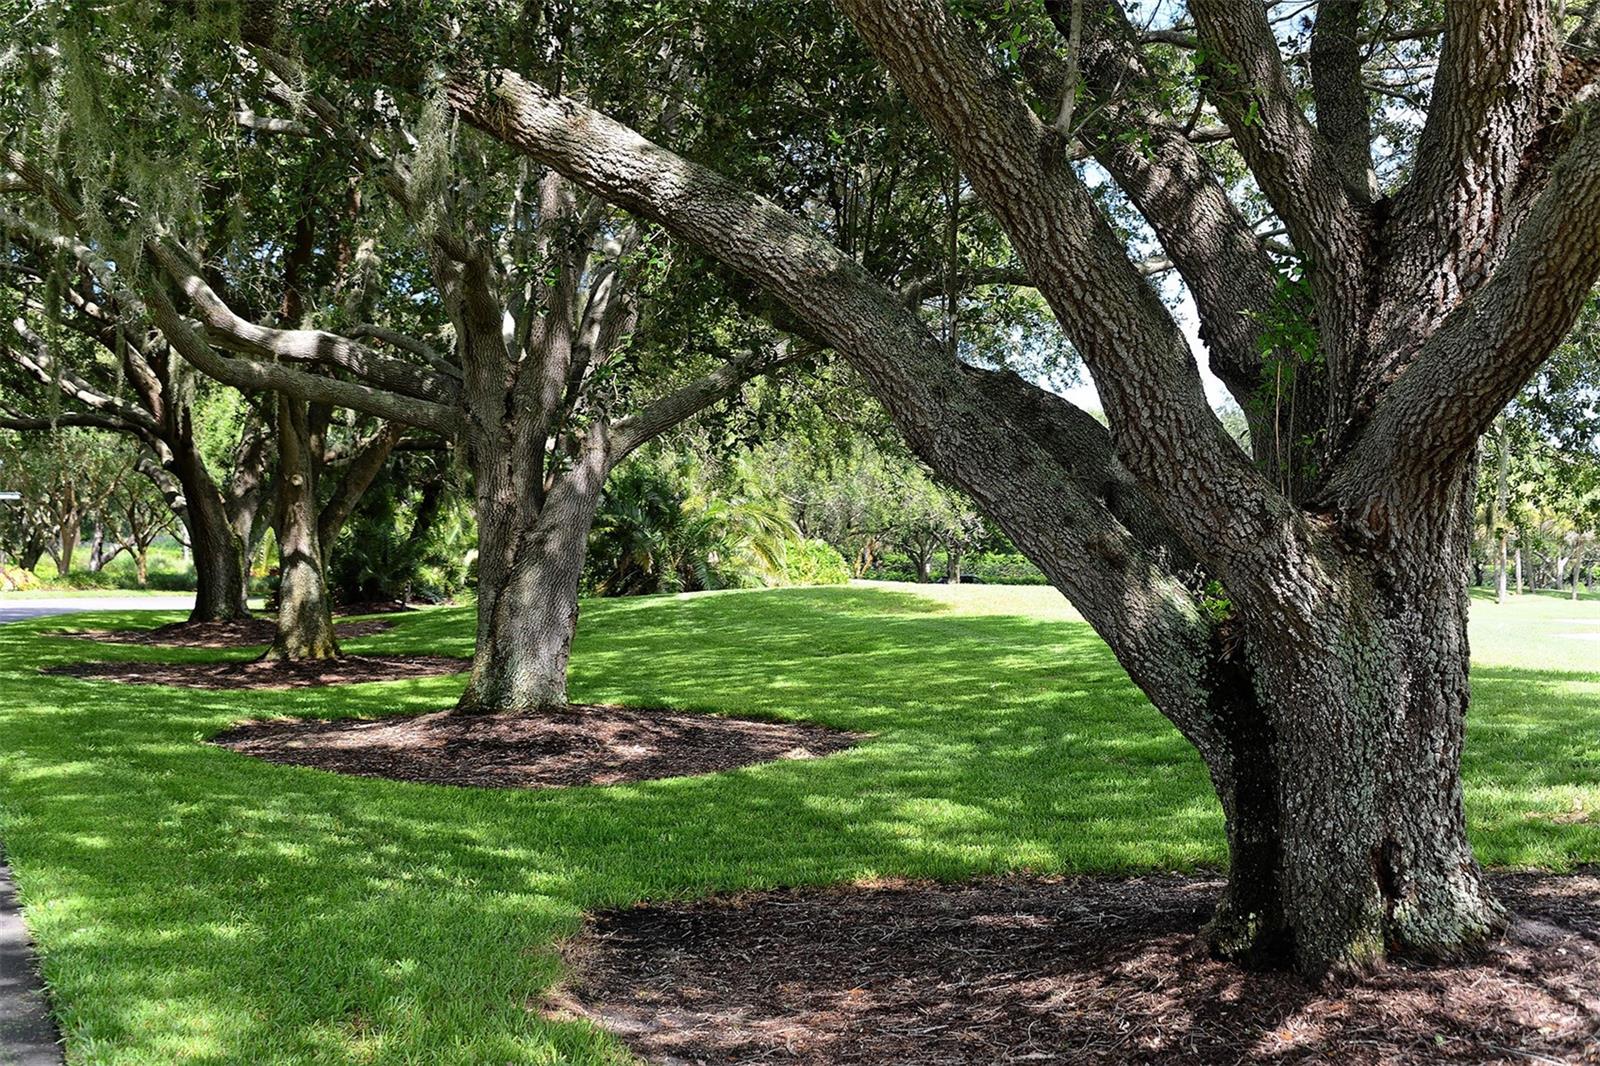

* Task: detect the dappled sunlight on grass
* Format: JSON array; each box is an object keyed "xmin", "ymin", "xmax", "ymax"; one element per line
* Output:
[{"xmin": 0, "ymin": 583, "xmax": 1595, "ymax": 1061}]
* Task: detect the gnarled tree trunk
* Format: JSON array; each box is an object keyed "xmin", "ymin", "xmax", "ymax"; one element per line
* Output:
[
  {"xmin": 458, "ymin": 444, "xmax": 607, "ymax": 713},
  {"xmin": 264, "ymin": 395, "xmax": 339, "ymax": 661},
  {"xmin": 1205, "ymin": 459, "xmax": 1503, "ymax": 976},
  {"xmin": 170, "ymin": 433, "xmax": 250, "ymax": 623}
]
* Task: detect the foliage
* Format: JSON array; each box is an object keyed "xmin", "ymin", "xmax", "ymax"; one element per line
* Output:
[
  {"xmin": 585, "ymin": 455, "xmax": 797, "ymax": 595},
  {"xmin": 1474, "ymin": 294, "xmax": 1600, "ymax": 595},
  {"xmin": 779, "ymin": 538, "xmax": 851, "ymax": 587},
  {"xmin": 326, "ymin": 454, "xmax": 474, "ymax": 605}
]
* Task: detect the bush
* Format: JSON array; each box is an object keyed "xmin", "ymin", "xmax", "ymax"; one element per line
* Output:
[
  {"xmin": 781, "ymin": 538, "xmax": 851, "ymax": 587},
  {"xmin": 327, "ymin": 461, "xmax": 474, "ymax": 605},
  {"xmin": 956, "ymin": 551, "xmax": 1048, "ymax": 585}
]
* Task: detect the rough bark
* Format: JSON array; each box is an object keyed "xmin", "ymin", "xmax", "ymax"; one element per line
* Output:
[
  {"xmin": 458, "ymin": 445, "xmax": 608, "ymax": 713},
  {"xmin": 1206, "ymin": 456, "xmax": 1504, "ymax": 976},
  {"xmin": 174, "ymin": 438, "xmax": 250, "ymax": 623},
  {"xmin": 264, "ymin": 394, "xmax": 339, "ymax": 661}
]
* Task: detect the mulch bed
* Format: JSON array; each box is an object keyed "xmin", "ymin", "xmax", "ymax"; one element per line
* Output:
[
  {"xmin": 210, "ymin": 705, "xmax": 864, "ymax": 788},
  {"xmin": 550, "ymin": 871, "xmax": 1600, "ymax": 1065},
  {"xmin": 45, "ymin": 654, "xmax": 466, "ymax": 690},
  {"xmin": 334, "ymin": 600, "xmax": 415, "ymax": 616},
  {"xmin": 64, "ymin": 617, "xmax": 393, "ymax": 648}
]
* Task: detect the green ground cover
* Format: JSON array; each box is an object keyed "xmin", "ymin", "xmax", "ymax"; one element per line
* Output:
[{"xmin": 0, "ymin": 582, "xmax": 1596, "ymax": 1063}]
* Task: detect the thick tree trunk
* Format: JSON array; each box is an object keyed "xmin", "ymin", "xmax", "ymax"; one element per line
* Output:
[
  {"xmin": 171, "ymin": 434, "xmax": 250, "ymax": 623},
  {"xmin": 225, "ymin": 417, "xmax": 273, "ymax": 600},
  {"xmin": 135, "ymin": 546, "xmax": 149, "ymax": 586},
  {"xmin": 1205, "ymin": 464, "xmax": 1505, "ymax": 978},
  {"xmin": 458, "ymin": 452, "xmax": 607, "ymax": 713},
  {"xmin": 55, "ymin": 519, "xmax": 77, "ymax": 575},
  {"xmin": 87, "ymin": 519, "xmax": 107, "ymax": 572},
  {"xmin": 265, "ymin": 396, "xmax": 339, "ymax": 661}
]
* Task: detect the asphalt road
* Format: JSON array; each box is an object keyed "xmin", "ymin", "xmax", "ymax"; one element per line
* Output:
[{"xmin": 0, "ymin": 594, "xmax": 194, "ymax": 626}]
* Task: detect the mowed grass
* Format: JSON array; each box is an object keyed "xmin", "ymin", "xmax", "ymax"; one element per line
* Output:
[{"xmin": 0, "ymin": 582, "xmax": 1595, "ymax": 1063}]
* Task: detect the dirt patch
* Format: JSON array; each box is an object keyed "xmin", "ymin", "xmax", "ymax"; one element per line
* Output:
[
  {"xmin": 46, "ymin": 654, "xmax": 465, "ymax": 690},
  {"xmin": 64, "ymin": 617, "xmax": 393, "ymax": 648},
  {"xmin": 550, "ymin": 871, "xmax": 1600, "ymax": 1065},
  {"xmin": 210, "ymin": 705, "xmax": 864, "ymax": 788}
]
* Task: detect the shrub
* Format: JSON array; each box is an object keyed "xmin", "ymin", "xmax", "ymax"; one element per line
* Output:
[{"xmin": 781, "ymin": 538, "xmax": 851, "ymax": 586}]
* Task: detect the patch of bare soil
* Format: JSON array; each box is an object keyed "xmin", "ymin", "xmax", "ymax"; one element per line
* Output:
[
  {"xmin": 210, "ymin": 705, "xmax": 864, "ymax": 788},
  {"xmin": 66, "ymin": 617, "xmax": 393, "ymax": 648},
  {"xmin": 46, "ymin": 654, "xmax": 465, "ymax": 690},
  {"xmin": 550, "ymin": 871, "xmax": 1600, "ymax": 1065}
]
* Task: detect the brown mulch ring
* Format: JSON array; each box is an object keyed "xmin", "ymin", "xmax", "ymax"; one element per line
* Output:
[
  {"xmin": 548, "ymin": 870, "xmax": 1600, "ymax": 1065},
  {"xmin": 209, "ymin": 705, "xmax": 865, "ymax": 788},
  {"xmin": 62, "ymin": 617, "xmax": 394, "ymax": 648},
  {"xmin": 45, "ymin": 654, "xmax": 466, "ymax": 690},
  {"xmin": 334, "ymin": 600, "xmax": 415, "ymax": 616}
]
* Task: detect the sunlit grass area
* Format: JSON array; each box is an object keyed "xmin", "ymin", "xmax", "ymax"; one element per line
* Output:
[{"xmin": 0, "ymin": 582, "xmax": 1597, "ymax": 1063}]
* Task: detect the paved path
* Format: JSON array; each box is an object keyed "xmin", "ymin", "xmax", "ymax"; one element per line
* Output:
[
  {"xmin": 0, "ymin": 594, "xmax": 193, "ymax": 626},
  {"xmin": 0, "ymin": 860, "xmax": 62, "ymax": 1066},
  {"xmin": 0, "ymin": 595, "xmax": 191, "ymax": 1066}
]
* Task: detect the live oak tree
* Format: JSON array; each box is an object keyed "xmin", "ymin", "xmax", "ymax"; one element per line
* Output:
[
  {"xmin": 258, "ymin": 0, "xmax": 1600, "ymax": 977},
  {"xmin": 2, "ymin": 12, "xmax": 822, "ymax": 704},
  {"xmin": 0, "ymin": 241, "xmax": 272, "ymax": 618},
  {"xmin": 0, "ymin": 427, "xmax": 126, "ymax": 575}
]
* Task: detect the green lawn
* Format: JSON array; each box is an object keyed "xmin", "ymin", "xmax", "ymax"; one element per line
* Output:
[{"xmin": 1, "ymin": 582, "xmax": 1597, "ymax": 1063}]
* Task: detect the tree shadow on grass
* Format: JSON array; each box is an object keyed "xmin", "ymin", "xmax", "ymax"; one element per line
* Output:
[{"xmin": 0, "ymin": 587, "xmax": 1597, "ymax": 1061}]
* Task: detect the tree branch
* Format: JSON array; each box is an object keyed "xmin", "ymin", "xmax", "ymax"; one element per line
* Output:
[
  {"xmin": 609, "ymin": 341, "xmax": 817, "ymax": 459},
  {"xmin": 148, "ymin": 240, "xmax": 459, "ymax": 405},
  {"xmin": 1188, "ymin": 0, "xmax": 1368, "ymax": 276},
  {"xmin": 142, "ymin": 281, "xmax": 462, "ymax": 436},
  {"xmin": 1310, "ymin": 0, "xmax": 1378, "ymax": 202},
  {"xmin": 1325, "ymin": 102, "xmax": 1600, "ymax": 520},
  {"xmin": 1027, "ymin": 5, "xmax": 1281, "ymax": 404}
]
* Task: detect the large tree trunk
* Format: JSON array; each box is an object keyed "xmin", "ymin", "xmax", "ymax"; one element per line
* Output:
[
  {"xmin": 430, "ymin": 43, "xmax": 1595, "ymax": 983},
  {"xmin": 1205, "ymin": 462, "xmax": 1504, "ymax": 977},
  {"xmin": 171, "ymin": 433, "xmax": 250, "ymax": 623},
  {"xmin": 55, "ymin": 513, "xmax": 77, "ymax": 575},
  {"xmin": 87, "ymin": 519, "xmax": 107, "ymax": 572},
  {"xmin": 458, "ymin": 450, "xmax": 606, "ymax": 713},
  {"xmin": 265, "ymin": 395, "xmax": 339, "ymax": 661},
  {"xmin": 19, "ymin": 534, "xmax": 45, "ymax": 573}
]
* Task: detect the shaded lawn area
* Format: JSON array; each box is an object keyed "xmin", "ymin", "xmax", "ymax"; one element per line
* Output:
[{"xmin": 0, "ymin": 583, "xmax": 1596, "ymax": 1063}]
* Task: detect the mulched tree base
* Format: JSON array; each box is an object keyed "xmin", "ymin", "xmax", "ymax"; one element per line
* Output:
[
  {"xmin": 210, "ymin": 705, "xmax": 864, "ymax": 788},
  {"xmin": 63, "ymin": 617, "xmax": 393, "ymax": 649},
  {"xmin": 333, "ymin": 600, "xmax": 415, "ymax": 617},
  {"xmin": 45, "ymin": 655, "xmax": 466, "ymax": 690},
  {"xmin": 549, "ymin": 871, "xmax": 1600, "ymax": 1065}
]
